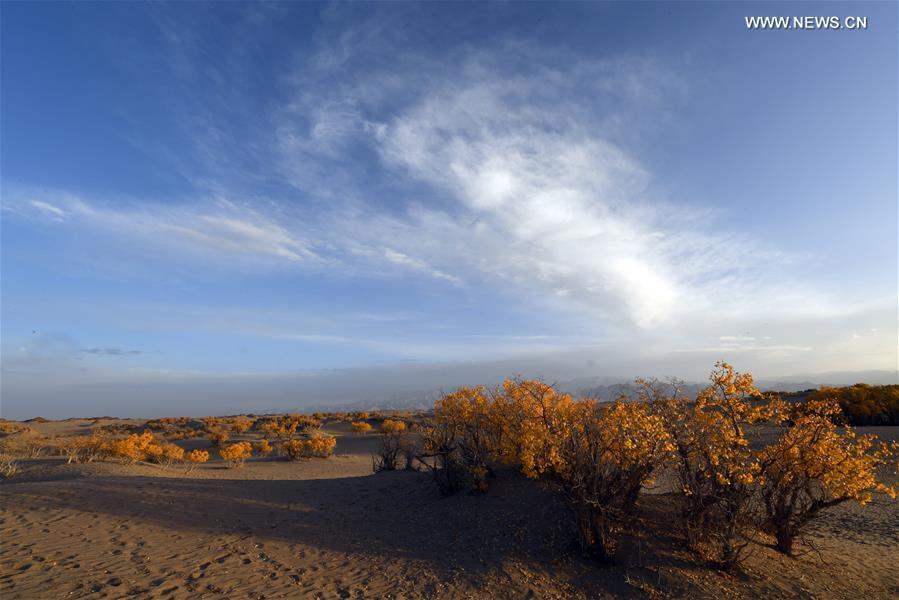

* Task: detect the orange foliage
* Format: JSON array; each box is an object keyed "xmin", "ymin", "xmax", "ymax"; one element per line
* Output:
[
  {"xmin": 380, "ymin": 419, "xmax": 406, "ymax": 435},
  {"xmin": 106, "ymin": 432, "xmax": 158, "ymax": 465},
  {"xmin": 253, "ymin": 439, "xmax": 273, "ymax": 456},
  {"xmin": 758, "ymin": 394, "xmax": 899, "ymax": 554},
  {"xmin": 184, "ymin": 449, "xmax": 209, "ymax": 473},
  {"xmin": 219, "ymin": 441, "xmax": 253, "ymax": 468},
  {"xmin": 282, "ymin": 433, "xmax": 336, "ymax": 460},
  {"xmin": 207, "ymin": 429, "xmax": 230, "ymax": 447},
  {"xmin": 351, "ymin": 421, "xmax": 372, "ymax": 434}
]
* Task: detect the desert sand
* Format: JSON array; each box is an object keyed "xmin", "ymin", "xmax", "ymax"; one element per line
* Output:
[{"xmin": 1, "ymin": 419, "xmax": 897, "ymax": 599}]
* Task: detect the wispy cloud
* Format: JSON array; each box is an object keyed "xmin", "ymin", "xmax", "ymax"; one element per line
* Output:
[
  {"xmin": 30, "ymin": 199, "xmax": 66, "ymax": 220},
  {"xmin": 81, "ymin": 347, "xmax": 143, "ymax": 356},
  {"xmin": 270, "ymin": 39, "xmax": 811, "ymax": 329},
  {"xmin": 7, "ymin": 191, "xmax": 317, "ymax": 265},
  {"xmin": 383, "ymin": 249, "xmax": 463, "ymax": 286},
  {"xmin": 3, "ymin": 39, "xmax": 833, "ymax": 331},
  {"xmin": 3, "ymin": 7, "xmax": 890, "ymax": 378}
]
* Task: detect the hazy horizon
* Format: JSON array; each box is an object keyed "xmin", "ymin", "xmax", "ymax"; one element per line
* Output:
[{"xmin": 2, "ymin": 2, "xmax": 897, "ymax": 420}]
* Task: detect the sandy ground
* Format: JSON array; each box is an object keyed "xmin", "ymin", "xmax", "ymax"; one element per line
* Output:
[{"xmin": 1, "ymin": 420, "xmax": 897, "ymax": 599}]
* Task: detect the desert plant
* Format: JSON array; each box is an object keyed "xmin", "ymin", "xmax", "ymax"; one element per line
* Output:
[
  {"xmin": 229, "ymin": 416, "xmax": 253, "ymax": 433},
  {"xmin": 207, "ymin": 428, "xmax": 230, "ymax": 447},
  {"xmin": 282, "ymin": 434, "xmax": 337, "ymax": 460},
  {"xmin": 0, "ymin": 431, "xmax": 44, "ymax": 460},
  {"xmin": 153, "ymin": 443, "xmax": 184, "ymax": 468},
  {"xmin": 758, "ymin": 394, "xmax": 898, "ymax": 555},
  {"xmin": 0, "ymin": 432, "xmax": 49, "ymax": 459},
  {"xmin": 553, "ymin": 399, "xmax": 673, "ymax": 562},
  {"xmin": 201, "ymin": 416, "xmax": 223, "ymax": 431},
  {"xmin": 219, "ymin": 442, "xmax": 253, "ymax": 468},
  {"xmin": 0, "ymin": 454, "xmax": 20, "ymax": 479},
  {"xmin": 0, "ymin": 420, "xmax": 28, "ymax": 435},
  {"xmin": 304, "ymin": 433, "xmax": 337, "ymax": 458},
  {"xmin": 282, "ymin": 439, "xmax": 306, "ymax": 460},
  {"xmin": 400, "ymin": 436, "xmax": 421, "ymax": 471},
  {"xmin": 106, "ymin": 431, "xmax": 158, "ymax": 465},
  {"xmin": 351, "ymin": 421, "xmax": 372, "ymax": 434},
  {"xmin": 256, "ymin": 414, "xmax": 319, "ymax": 443},
  {"xmin": 184, "ymin": 449, "xmax": 210, "ymax": 473},
  {"xmin": 253, "ymin": 439, "xmax": 273, "ymax": 456},
  {"xmin": 422, "ymin": 386, "xmax": 494, "ymax": 494},
  {"xmin": 57, "ymin": 436, "xmax": 88, "ymax": 464},
  {"xmin": 144, "ymin": 443, "xmax": 165, "ymax": 464},
  {"xmin": 658, "ymin": 362, "xmax": 779, "ymax": 570},
  {"xmin": 373, "ymin": 419, "xmax": 407, "ymax": 471}
]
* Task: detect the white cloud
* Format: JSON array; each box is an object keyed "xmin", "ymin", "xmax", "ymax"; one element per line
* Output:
[
  {"xmin": 359, "ymin": 61, "xmax": 794, "ymax": 327},
  {"xmin": 5, "ymin": 25, "xmax": 891, "ymax": 374},
  {"xmin": 9, "ymin": 191, "xmax": 316, "ymax": 265},
  {"xmin": 383, "ymin": 248, "xmax": 463, "ymax": 286},
  {"xmin": 30, "ymin": 199, "xmax": 66, "ymax": 220}
]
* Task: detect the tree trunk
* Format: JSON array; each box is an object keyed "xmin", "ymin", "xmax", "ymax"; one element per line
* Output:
[{"xmin": 775, "ymin": 527, "xmax": 794, "ymax": 556}]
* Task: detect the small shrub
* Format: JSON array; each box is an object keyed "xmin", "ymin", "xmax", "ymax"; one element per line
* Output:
[
  {"xmin": 759, "ymin": 395, "xmax": 899, "ymax": 555},
  {"xmin": 658, "ymin": 363, "xmax": 778, "ymax": 570},
  {"xmin": 219, "ymin": 442, "xmax": 252, "ymax": 468},
  {"xmin": 229, "ymin": 416, "xmax": 253, "ymax": 434},
  {"xmin": 256, "ymin": 415, "xmax": 319, "ymax": 442},
  {"xmin": 351, "ymin": 421, "xmax": 372, "ymax": 434},
  {"xmin": 0, "ymin": 432, "xmax": 48, "ymax": 459},
  {"xmin": 150, "ymin": 443, "xmax": 185, "ymax": 468},
  {"xmin": 106, "ymin": 431, "xmax": 158, "ymax": 465},
  {"xmin": 0, "ymin": 454, "xmax": 20, "ymax": 479},
  {"xmin": 282, "ymin": 439, "xmax": 306, "ymax": 460},
  {"xmin": 57, "ymin": 436, "xmax": 88, "ymax": 464},
  {"xmin": 0, "ymin": 420, "xmax": 28, "ymax": 435},
  {"xmin": 145, "ymin": 443, "xmax": 165, "ymax": 464},
  {"xmin": 422, "ymin": 386, "xmax": 493, "ymax": 494},
  {"xmin": 282, "ymin": 434, "xmax": 337, "ymax": 460},
  {"xmin": 374, "ymin": 419, "xmax": 407, "ymax": 472},
  {"xmin": 253, "ymin": 439, "xmax": 273, "ymax": 456},
  {"xmin": 207, "ymin": 429, "xmax": 230, "ymax": 447},
  {"xmin": 304, "ymin": 433, "xmax": 336, "ymax": 458},
  {"xmin": 184, "ymin": 449, "xmax": 210, "ymax": 473},
  {"xmin": 381, "ymin": 419, "xmax": 406, "ymax": 435}
]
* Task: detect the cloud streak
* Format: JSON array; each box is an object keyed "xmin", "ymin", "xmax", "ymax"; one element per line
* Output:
[{"xmin": 81, "ymin": 347, "xmax": 144, "ymax": 356}]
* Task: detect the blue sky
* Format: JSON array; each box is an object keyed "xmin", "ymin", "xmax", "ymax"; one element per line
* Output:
[{"xmin": 2, "ymin": 2, "xmax": 896, "ymax": 418}]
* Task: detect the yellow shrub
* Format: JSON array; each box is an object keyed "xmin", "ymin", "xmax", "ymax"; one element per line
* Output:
[
  {"xmin": 0, "ymin": 420, "xmax": 28, "ymax": 435},
  {"xmin": 159, "ymin": 443, "xmax": 184, "ymax": 467},
  {"xmin": 282, "ymin": 434, "xmax": 336, "ymax": 460},
  {"xmin": 229, "ymin": 416, "xmax": 253, "ymax": 433},
  {"xmin": 380, "ymin": 419, "xmax": 406, "ymax": 435},
  {"xmin": 424, "ymin": 386, "xmax": 493, "ymax": 492},
  {"xmin": 184, "ymin": 449, "xmax": 209, "ymax": 473},
  {"xmin": 207, "ymin": 428, "xmax": 230, "ymax": 447},
  {"xmin": 281, "ymin": 439, "xmax": 306, "ymax": 460},
  {"xmin": 145, "ymin": 443, "xmax": 164, "ymax": 462},
  {"xmin": 305, "ymin": 433, "xmax": 336, "ymax": 458},
  {"xmin": 253, "ymin": 439, "xmax": 273, "ymax": 456},
  {"xmin": 656, "ymin": 362, "xmax": 778, "ymax": 569},
  {"xmin": 106, "ymin": 431, "xmax": 157, "ymax": 464},
  {"xmin": 351, "ymin": 421, "xmax": 372, "ymax": 434},
  {"xmin": 758, "ymin": 394, "xmax": 898, "ymax": 555},
  {"xmin": 219, "ymin": 442, "xmax": 252, "ymax": 468}
]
